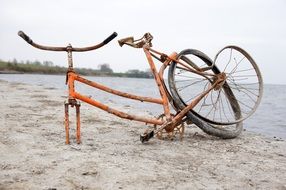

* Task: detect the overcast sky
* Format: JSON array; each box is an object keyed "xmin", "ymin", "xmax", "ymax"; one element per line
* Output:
[{"xmin": 1, "ymin": 0, "xmax": 285, "ymax": 84}]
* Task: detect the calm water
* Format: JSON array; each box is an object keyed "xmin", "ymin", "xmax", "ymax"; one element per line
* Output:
[{"xmin": 1, "ymin": 74, "xmax": 285, "ymax": 139}]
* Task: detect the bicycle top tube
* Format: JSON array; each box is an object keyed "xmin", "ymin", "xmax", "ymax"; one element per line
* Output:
[{"xmin": 18, "ymin": 31, "xmax": 118, "ymax": 52}]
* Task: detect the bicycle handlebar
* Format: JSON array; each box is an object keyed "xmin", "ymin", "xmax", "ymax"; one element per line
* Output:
[
  {"xmin": 18, "ymin": 30, "xmax": 118, "ymax": 52},
  {"xmin": 18, "ymin": 31, "xmax": 33, "ymax": 44}
]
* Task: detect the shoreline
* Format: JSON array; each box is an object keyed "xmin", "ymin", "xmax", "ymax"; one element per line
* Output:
[
  {"xmin": 0, "ymin": 70, "xmax": 24, "ymax": 74},
  {"xmin": 0, "ymin": 80, "xmax": 285, "ymax": 189}
]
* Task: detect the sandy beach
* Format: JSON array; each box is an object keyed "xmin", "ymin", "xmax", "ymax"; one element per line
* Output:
[{"xmin": 0, "ymin": 79, "xmax": 285, "ymax": 190}]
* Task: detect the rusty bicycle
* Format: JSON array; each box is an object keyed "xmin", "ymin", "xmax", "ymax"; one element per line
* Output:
[{"xmin": 18, "ymin": 31, "xmax": 263, "ymax": 144}]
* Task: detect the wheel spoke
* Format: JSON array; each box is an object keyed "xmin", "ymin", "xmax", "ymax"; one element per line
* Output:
[
  {"xmin": 227, "ymin": 79, "xmax": 259, "ymax": 97},
  {"xmin": 176, "ymin": 78, "xmax": 207, "ymax": 91},
  {"xmin": 223, "ymin": 48, "xmax": 233, "ymax": 72}
]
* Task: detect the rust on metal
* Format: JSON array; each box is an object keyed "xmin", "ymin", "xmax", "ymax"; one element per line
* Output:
[
  {"xmin": 76, "ymin": 103, "xmax": 81, "ymax": 144},
  {"xmin": 213, "ymin": 72, "xmax": 226, "ymax": 91},
  {"xmin": 64, "ymin": 98, "xmax": 81, "ymax": 144},
  {"xmin": 143, "ymin": 48, "xmax": 172, "ymax": 120},
  {"xmin": 64, "ymin": 102, "xmax": 70, "ymax": 144}
]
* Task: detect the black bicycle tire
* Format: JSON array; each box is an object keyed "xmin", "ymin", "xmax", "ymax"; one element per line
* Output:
[{"xmin": 168, "ymin": 49, "xmax": 243, "ymax": 138}]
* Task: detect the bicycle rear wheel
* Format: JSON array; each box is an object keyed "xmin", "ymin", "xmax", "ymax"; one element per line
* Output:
[
  {"xmin": 168, "ymin": 49, "xmax": 243, "ymax": 138},
  {"xmin": 168, "ymin": 47, "xmax": 263, "ymax": 125}
]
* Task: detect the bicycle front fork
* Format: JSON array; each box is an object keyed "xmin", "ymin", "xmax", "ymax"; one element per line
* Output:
[{"xmin": 64, "ymin": 99, "xmax": 81, "ymax": 144}]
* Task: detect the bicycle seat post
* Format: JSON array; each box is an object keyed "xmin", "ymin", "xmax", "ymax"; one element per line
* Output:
[{"xmin": 67, "ymin": 44, "xmax": 74, "ymax": 70}]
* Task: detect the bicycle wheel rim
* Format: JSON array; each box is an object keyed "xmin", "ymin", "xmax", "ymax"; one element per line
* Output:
[{"xmin": 211, "ymin": 45, "xmax": 263, "ymax": 123}]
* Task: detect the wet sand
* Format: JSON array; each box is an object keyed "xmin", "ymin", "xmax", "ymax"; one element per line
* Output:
[{"xmin": 0, "ymin": 80, "xmax": 285, "ymax": 189}]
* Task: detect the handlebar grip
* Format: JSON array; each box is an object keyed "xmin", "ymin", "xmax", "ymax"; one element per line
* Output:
[
  {"xmin": 103, "ymin": 32, "xmax": 118, "ymax": 45},
  {"xmin": 18, "ymin": 31, "xmax": 33, "ymax": 44}
]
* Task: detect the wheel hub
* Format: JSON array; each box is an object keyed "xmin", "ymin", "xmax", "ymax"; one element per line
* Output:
[{"xmin": 213, "ymin": 72, "xmax": 226, "ymax": 91}]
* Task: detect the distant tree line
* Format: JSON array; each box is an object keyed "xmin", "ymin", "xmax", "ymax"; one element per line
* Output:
[{"xmin": 0, "ymin": 59, "xmax": 153, "ymax": 78}]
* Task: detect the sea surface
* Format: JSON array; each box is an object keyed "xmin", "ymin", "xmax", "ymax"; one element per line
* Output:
[{"xmin": 1, "ymin": 74, "xmax": 285, "ymax": 139}]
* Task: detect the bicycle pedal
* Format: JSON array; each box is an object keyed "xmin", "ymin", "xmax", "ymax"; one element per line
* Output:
[{"xmin": 140, "ymin": 131, "xmax": 154, "ymax": 143}]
